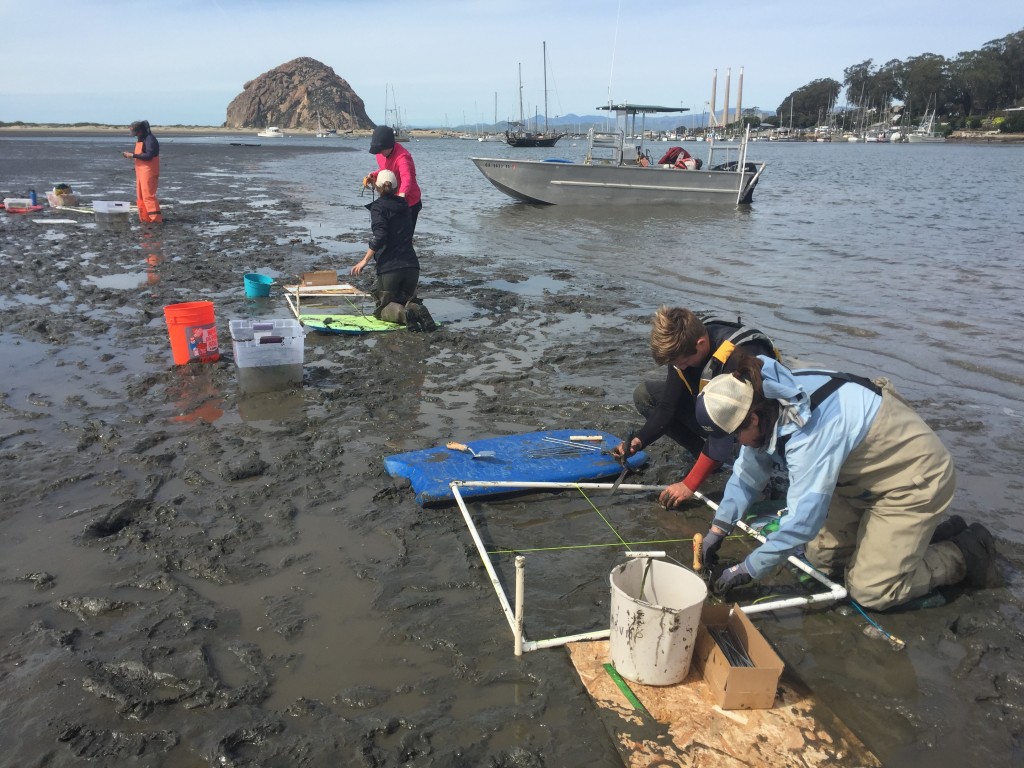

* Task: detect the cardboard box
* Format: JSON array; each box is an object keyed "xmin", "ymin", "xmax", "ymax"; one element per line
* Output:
[
  {"xmin": 301, "ymin": 270, "xmax": 337, "ymax": 286},
  {"xmin": 693, "ymin": 603, "xmax": 784, "ymax": 710}
]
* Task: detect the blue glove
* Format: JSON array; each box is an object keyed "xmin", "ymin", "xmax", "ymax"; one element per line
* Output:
[
  {"xmin": 714, "ymin": 562, "xmax": 753, "ymax": 595},
  {"xmin": 701, "ymin": 528, "xmax": 726, "ymax": 568}
]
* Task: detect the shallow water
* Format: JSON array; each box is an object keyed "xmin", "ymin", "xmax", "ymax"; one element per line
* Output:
[{"xmin": 1, "ymin": 132, "xmax": 1022, "ymax": 767}]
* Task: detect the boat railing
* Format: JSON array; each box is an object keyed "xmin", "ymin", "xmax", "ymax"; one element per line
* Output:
[
  {"xmin": 706, "ymin": 125, "xmax": 751, "ymax": 170},
  {"xmin": 706, "ymin": 126, "xmax": 767, "ymax": 204},
  {"xmin": 584, "ymin": 128, "xmax": 625, "ymax": 166}
]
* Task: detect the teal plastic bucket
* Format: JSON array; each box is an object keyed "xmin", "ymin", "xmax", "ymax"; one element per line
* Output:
[{"xmin": 244, "ymin": 273, "xmax": 274, "ymax": 297}]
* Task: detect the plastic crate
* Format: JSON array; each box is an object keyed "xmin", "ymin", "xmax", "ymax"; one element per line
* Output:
[
  {"xmin": 229, "ymin": 319, "xmax": 304, "ymax": 393},
  {"xmin": 93, "ymin": 200, "xmax": 131, "ymax": 214}
]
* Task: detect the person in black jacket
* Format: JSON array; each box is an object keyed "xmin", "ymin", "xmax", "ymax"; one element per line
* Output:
[
  {"xmin": 613, "ymin": 306, "xmax": 778, "ymax": 506},
  {"xmin": 350, "ymin": 170, "xmax": 435, "ymax": 331}
]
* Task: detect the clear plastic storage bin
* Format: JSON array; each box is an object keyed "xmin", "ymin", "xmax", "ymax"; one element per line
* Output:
[{"xmin": 229, "ymin": 318, "xmax": 305, "ymax": 393}]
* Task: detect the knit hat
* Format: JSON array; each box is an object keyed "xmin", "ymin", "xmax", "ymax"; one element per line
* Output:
[
  {"xmin": 696, "ymin": 375, "xmax": 754, "ymax": 437},
  {"xmin": 369, "ymin": 125, "xmax": 396, "ymax": 154}
]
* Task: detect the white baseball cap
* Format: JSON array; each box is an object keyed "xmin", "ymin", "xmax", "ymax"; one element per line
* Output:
[
  {"xmin": 375, "ymin": 169, "xmax": 398, "ymax": 191},
  {"xmin": 696, "ymin": 374, "xmax": 754, "ymax": 437}
]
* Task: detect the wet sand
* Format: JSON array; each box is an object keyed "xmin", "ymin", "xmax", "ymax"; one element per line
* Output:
[{"xmin": 2, "ymin": 139, "xmax": 1022, "ymax": 767}]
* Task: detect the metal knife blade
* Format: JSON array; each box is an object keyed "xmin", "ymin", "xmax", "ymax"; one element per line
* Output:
[
  {"xmin": 609, "ymin": 430, "xmax": 637, "ymax": 495},
  {"xmin": 609, "ymin": 464, "xmax": 629, "ymax": 495}
]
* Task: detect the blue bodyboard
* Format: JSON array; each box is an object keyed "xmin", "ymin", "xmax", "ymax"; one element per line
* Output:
[{"xmin": 383, "ymin": 429, "xmax": 648, "ymax": 506}]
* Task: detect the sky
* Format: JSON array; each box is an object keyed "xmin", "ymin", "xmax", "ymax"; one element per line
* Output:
[{"xmin": 0, "ymin": 0, "xmax": 1018, "ymax": 127}]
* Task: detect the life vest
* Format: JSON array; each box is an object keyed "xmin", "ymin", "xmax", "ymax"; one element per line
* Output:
[
  {"xmin": 674, "ymin": 316, "xmax": 780, "ymax": 395},
  {"xmin": 698, "ymin": 318, "xmax": 780, "ymax": 390},
  {"xmin": 657, "ymin": 146, "xmax": 688, "ymax": 165},
  {"xmin": 656, "ymin": 146, "xmax": 702, "ymax": 170}
]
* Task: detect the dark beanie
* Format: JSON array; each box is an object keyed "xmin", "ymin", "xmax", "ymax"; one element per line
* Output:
[{"xmin": 369, "ymin": 125, "xmax": 396, "ymax": 154}]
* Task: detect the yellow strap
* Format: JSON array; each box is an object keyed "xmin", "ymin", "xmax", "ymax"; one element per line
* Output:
[
  {"xmin": 675, "ymin": 366, "xmax": 694, "ymax": 396},
  {"xmin": 712, "ymin": 339, "xmax": 736, "ymax": 363}
]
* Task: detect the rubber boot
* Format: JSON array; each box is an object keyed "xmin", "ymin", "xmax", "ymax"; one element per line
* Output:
[
  {"xmin": 372, "ymin": 290, "xmax": 395, "ymax": 320},
  {"xmin": 951, "ymin": 523, "xmax": 1001, "ymax": 588},
  {"xmin": 930, "ymin": 514, "xmax": 967, "ymax": 543},
  {"xmin": 379, "ymin": 302, "xmax": 407, "ymax": 325},
  {"xmin": 405, "ymin": 301, "xmax": 436, "ymax": 332}
]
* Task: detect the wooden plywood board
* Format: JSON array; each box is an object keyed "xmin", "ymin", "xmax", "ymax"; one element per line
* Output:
[
  {"xmin": 566, "ymin": 640, "xmax": 880, "ymax": 768},
  {"xmin": 283, "ymin": 283, "xmax": 370, "ymax": 297}
]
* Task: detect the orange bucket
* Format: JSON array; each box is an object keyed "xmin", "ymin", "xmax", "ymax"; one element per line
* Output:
[{"xmin": 163, "ymin": 301, "xmax": 220, "ymax": 364}]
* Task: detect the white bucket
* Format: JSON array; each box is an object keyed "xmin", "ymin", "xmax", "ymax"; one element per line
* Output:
[{"xmin": 609, "ymin": 557, "xmax": 708, "ymax": 686}]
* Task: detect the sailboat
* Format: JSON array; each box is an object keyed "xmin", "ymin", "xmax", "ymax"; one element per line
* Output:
[
  {"xmin": 906, "ymin": 97, "xmax": 945, "ymax": 143},
  {"xmin": 478, "ymin": 92, "xmax": 503, "ymax": 142},
  {"xmin": 385, "ymin": 85, "xmax": 411, "ymax": 142},
  {"xmin": 315, "ymin": 110, "xmax": 336, "ymax": 138},
  {"xmin": 505, "ymin": 42, "xmax": 565, "ymax": 148}
]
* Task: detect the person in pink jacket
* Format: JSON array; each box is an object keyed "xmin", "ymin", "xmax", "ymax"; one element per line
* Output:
[{"xmin": 365, "ymin": 125, "xmax": 422, "ymax": 233}]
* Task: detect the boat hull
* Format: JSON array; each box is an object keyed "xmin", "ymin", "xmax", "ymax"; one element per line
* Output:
[
  {"xmin": 470, "ymin": 157, "xmax": 762, "ymax": 205},
  {"xmin": 505, "ymin": 134, "xmax": 564, "ymax": 148}
]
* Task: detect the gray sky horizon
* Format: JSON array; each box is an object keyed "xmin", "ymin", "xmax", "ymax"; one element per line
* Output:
[{"xmin": 1, "ymin": 0, "xmax": 1017, "ymax": 128}]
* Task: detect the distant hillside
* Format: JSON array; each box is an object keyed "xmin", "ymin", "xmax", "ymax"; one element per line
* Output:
[{"xmin": 225, "ymin": 57, "xmax": 374, "ymax": 132}]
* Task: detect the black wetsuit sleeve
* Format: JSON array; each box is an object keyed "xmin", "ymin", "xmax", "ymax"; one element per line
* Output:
[
  {"xmin": 136, "ymin": 135, "xmax": 159, "ymax": 160},
  {"xmin": 636, "ymin": 366, "xmax": 687, "ymax": 447}
]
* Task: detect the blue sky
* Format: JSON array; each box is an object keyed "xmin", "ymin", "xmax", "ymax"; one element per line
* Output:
[{"xmin": 0, "ymin": 0, "xmax": 1017, "ymax": 126}]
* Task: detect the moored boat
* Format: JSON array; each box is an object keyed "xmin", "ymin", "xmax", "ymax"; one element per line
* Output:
[
  {"xmin": 472, "ymin": 103, "xmax": 766, "ymax": 207},
  {"xmin": 504, "ymin": 126, "xmax": 565, "ymax": 148},
  {"xmin": 906, "ymin": 100, "xmax": 946, "ymax": 143},
  {"xmin": 256, "ymin": 126, "xmax": 285, "ymax": 138},
  {"xmin": 505, "ymin": 42, "xmax": 565, "ymax": 148}
]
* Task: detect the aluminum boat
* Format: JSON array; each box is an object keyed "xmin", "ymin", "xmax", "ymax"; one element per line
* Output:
[{"xmin": 471, "ymin": 103, "xmax": 766, "ymax": 206}]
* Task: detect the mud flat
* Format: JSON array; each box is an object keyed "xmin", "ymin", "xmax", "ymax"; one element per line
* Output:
[{"xmin": 1, "ymin": 138, "xmax": 1022, "ymax": 767}]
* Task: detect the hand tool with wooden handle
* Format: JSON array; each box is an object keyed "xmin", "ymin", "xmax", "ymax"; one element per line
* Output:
[{"xmin": 446, "ymin": 441, "xmax": 496, "ymax": 459}]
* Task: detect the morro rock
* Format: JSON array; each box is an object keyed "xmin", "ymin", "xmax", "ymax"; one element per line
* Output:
[{"xmin": 225, "ymin": 57, "xmax": 374, "ymax": 132}]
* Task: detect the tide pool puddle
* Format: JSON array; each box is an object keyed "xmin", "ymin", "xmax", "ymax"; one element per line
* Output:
[{"xmin": 85, "ymin": 272, "xmax": 150, "ymax": 289}]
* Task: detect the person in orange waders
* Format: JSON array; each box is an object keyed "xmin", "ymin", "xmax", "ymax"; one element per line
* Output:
[{"xmin": 121, "ymin": 120, "xmax": 162, "ymax": 223}]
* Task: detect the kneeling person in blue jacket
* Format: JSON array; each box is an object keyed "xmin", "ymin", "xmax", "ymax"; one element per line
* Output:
[{"xmin": 697, "ymin": 355, "xmax": 999, "ymax": 610}]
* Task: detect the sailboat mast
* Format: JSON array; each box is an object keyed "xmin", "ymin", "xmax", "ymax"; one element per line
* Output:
[
  {"xmin": 518, "ymin": 63, "xmax": 524, "ymax": 126},
  {"xmin": 543, "ymin": 41, "xmax": 549, "ymax": 134}
]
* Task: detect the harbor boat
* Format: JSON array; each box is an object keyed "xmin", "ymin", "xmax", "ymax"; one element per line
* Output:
[
  {"xmin": 505, "ymin": 125, "xmax": 564, "ymax": 148},
  {"xmin": 385, "ymin": 85, "xmax": 411, "ymax": 142},
  {"xmin": 256, "ymin": 126, "xmax": 285, "ymax": 138},
  {"xmin": 472, "ymin": 103, "xmax": 766, "ymax": 206},
  {"xmin": 505, "ymin": 42, "xmax": 566, "ymax": 148},
  {"xmin": 315, "ymin": 111, "xmax": 336, "ymax": 138},
  {"xmin": 906, "ymin": 108, "xmax": 945, "ymax": 143}
]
